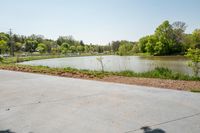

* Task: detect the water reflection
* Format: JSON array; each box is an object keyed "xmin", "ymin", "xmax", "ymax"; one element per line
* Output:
[{"xmin": 20, "ymin": 55, "xmax": 193, "ymax": 75}]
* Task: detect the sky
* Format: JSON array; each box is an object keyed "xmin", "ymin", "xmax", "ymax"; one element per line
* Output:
[{"xmin": 0, "ymin": 0, "xmax": 200, "ymax": 44}]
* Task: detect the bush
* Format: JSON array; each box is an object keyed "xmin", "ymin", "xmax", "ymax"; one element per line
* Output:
[
  {"xmin": 0, "ymin": 56, "xmax": 3, "ymax": 63},
  {"xmin": 185, "ymin": 48, "xmax": 200, "ymax": 77}
]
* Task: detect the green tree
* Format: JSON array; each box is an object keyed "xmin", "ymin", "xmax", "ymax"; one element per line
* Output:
[
  {"xmin": 0, "ymin": 56, "xmax": 3, "ymax": 63},
  {"xmin": 111, "ymin": 41, "xmax": 120, "ymax": 53},
  {"xmin": 80, "ymin": 40, "xmax": 84, "ymax": 46},
  {"xmin": 69, "ymin": 45, "xmax": 76, "ymax": 53},
  {"xmin": 51, "ymin": 46, "xmax": 60, "ymax": 55},
  {"xmin": 118, "ymin": 41, "xmax": 133, "ymax": 56},
  {"xmin": 192, "ymin": 29, "xmax": 200, "ymax": 48},
  {"xmin": 186, "ymin": 48, "xmax": 200, "ymax": 77},
  {"xmin": 0, "ymin": 40, "xmax": 8, "ymax": 54},
  {"xmin": 182, "ymin": 34, "xmax": 194, "ymax": 51},
  {"xmin": 60, "ymin": 43, "xmax": 69, "ymax": 55},
  {"xmin": 77, "ymin": 45, "xmax": 84, "ymax": 53},
  {"xmin": 0, "ymin": 33, "xmax": 9, "ymax": 41},
  {"xmin": 132, "ymin": 43, "xmax": 139, "ymax": 53},
  {"xmin": 84, "ymin": 45, "xmax": 89, "ymax": 53},
  {"xmin": 89, "ymin": 46, "xmax": 95, "ymax": 53},
  {"xmin": 25, "ymin": 40, "xmax": 38, "ymax": 53},
  {"xmin": 154, "ymin": 20, "xmax": 174, "ymax": 55},
  {"xmin": 36, "ymin": 43, "xmax": 47, "ymax": 54},
  {"xmin": 43, "ymin": 40, "xmax": 54, "ymax": 53},
  {"xmin": 15, "ymin": 42, "xmax": 23, "ymax": 52},
  {"xmin": 138, "ymin": 36, "xmax": 149, "ymax": 53},
  {"xmin": 154, "ymin": 41, "xmax": 165, "ymax": 55},
  {"xmin": 145, "ymin": 35, "xmax": 157, "ymax": 55},
  {"xmin": 171, "ymin": 21, "xmax": 187, "ymax": 53},
  {"xmin": 57, "ymin": 36, "xmax": 75, "ymax": 46}
]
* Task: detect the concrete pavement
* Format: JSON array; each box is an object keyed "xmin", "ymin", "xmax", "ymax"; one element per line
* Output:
[{"xmin": 0, "ymin": 70, "xmax": 200, "ymax": 133}]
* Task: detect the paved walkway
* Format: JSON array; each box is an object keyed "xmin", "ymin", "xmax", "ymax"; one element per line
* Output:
[{"xmin": 0, "ymin": 70, "xmax": 200, "ymax": 133}]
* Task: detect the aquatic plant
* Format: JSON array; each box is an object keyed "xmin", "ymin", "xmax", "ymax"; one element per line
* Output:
[{"xmin": 96, "ymin": 56, "xmax": 104, "ymax": 72}]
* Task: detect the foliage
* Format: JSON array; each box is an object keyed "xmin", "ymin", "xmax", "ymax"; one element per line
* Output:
[
  {"xmin": 0, "ymin": 56, "xmax": 3, "ymax": 63},
  {"xmin": 77, "ymin": 45, "xmax": 84, "ymax": 53},
  {"xmin": 132, "ymin": 43, "xmax": 140, "ymax": 53},
  {"xmin": 185, "ymin": 48, "xmax": 200, "ymax": 77},
  {"xmin": 190, "ymin": 89, "xmax": 200, "ymax": 93},
  {"xmin": 116, "ymin": 67, "xmax": 199, "ymax": 80},
  {"xmin": 154, "ymin": 20, "xmax": 174, "ymax": 55},
  {"xmin": 0, "ymin": 64, "xmax": 199, "ymax": 81},
  {"xmin": 192, "ymin": 29, "xmax": 200, "ymax": 48},
  {"xmin": 25, "ymin": 40, "xmax": 38, "ymax": 53},
  {"xmin": 69, "ymin": 45, "xmax": 76, "ymax": 53},
  {"xmin": 0, "ymin": 40, "xmax": 8, "ymax": 54},
  {"xmin": 36, "ymin": 43, "xmax": 47, "ymax": 54},
  {"xmin": 138, "ymin": 36, "xmax": 149, "ymax": 53},
  {"xmin": 111, "ymin": 41, "xmax": 120, "ymax": 53},
  {"xmin": 138, "ymin": 21, "xmax": 190, "ymax": 56},
  {"xmin": 145, "ymin": 35, "xmax": 157, "ymax": 55},
  {"xmin": 118, "ymin": 41, "xmax": 133, "ymax": 55},
  {"xmin": 0, "ymin": 32, "xmax": 9, "ymax": 41},
  {"xmin": 60, "ymin": 43, "xmax": 69, "ymax": 55},
  {"xmin": 171, "ymin": 21, "xmax": 187, "ymax": 53},
  {"xmin": 15, "ymin": 42, "xmax": 23, "ymax": 52}
]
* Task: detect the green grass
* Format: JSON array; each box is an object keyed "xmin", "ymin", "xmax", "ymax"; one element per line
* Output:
[
  {"xmin": 0, "ymin": 63, "xmax": 199, "ymax": 81},
  {"xmin": 114, "ymin": 67, "xmax": 200, "ymax": 81},
  {"xmin": 2, "ymin": 55, "xmax": 65, "ymax": 64},
  {"xmin": 190, "ymin": 89, "xmax": 200, "ymax": 93},
  {"xmin": 131, "ymin": 52, "xmax": 152, "ymax": 56}
]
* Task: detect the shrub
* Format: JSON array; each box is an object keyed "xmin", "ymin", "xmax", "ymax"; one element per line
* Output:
[
  {"xmin": 0, "ymin": 56, "xmax": 3, "ymax": 63},
  {"xmin": 185, "ymin": 48, "xmax": 200, "ymax": 77}
]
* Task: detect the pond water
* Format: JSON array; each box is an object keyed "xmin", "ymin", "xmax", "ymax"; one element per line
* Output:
[{"xmin": 20, "ymin": 55, "xmax": 193, "ymax": 75}]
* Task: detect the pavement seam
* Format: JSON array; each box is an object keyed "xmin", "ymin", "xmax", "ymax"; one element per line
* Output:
[{"xmin": 124, "ymin": 112, "xmax": 200, "ymax": 133}]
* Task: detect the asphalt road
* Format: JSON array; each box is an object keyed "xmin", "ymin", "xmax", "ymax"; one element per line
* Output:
[{"xmin": 0, "ymin": 70, "xmax": 200, "ymax": 133}]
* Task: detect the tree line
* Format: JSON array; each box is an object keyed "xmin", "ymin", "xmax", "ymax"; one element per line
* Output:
[
  {"xmin": 137, "ymin": 21, "xmax": 200, "ymax": 55},
  {"xmin": 117, "ymin": 21, "xmax": 200, "ymax": 56},
  {"xmin": 0, "ymin": 33, "xmax": 113, "ymax": 56},
  {"xmin": 0, "ymin": 20, "xmax": 200, "ymax": 56}
]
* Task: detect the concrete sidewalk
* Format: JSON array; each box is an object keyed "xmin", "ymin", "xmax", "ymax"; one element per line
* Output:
[{"xmin": 0, "ymin": 70, "xmax": 200, "ymax": 133}]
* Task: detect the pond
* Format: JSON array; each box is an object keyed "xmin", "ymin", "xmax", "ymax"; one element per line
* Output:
[{"xmin": 20, "ymin": 55, "xmax": 193, "ymax": 75}]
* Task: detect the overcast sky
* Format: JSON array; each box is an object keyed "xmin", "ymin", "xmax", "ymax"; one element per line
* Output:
[{"xmin": 0, "ymin": 0, "xmax": 200, "ymax": 44}]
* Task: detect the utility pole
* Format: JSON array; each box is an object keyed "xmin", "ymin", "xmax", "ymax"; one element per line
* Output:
[{"xmin": 9, "ymin": 28, "xmax": 15, "ymax": 57}]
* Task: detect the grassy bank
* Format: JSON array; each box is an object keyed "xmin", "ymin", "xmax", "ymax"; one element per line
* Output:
[
  {"xmin": 1, "ymin": 55, "xmax": 66, "ymax": 64},
  {"xmin": 117, "ymin": 67, "xmax": 200, "ymax": 81},
  {"xmin": 1, "ymin": 53, "xmax": 113, "ymax": 64},
  {"xmin": 0, "ymin": 64, "xmax": 199, "ymax": 81},
  {"xmin": 0, "ymin": 64, "xmax": 199, "ymax": 92}
]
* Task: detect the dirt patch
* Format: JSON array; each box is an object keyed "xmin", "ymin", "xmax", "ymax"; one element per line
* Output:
[{"xmin": 100, "ymin": 76, "xmax": 200, "ymax": 91}]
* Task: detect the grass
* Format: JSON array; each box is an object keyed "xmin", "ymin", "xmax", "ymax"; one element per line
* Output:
[
  {"xmin": 0, "ymin": 63, "xmax": 199, "ymax": 81},
  {"xmin": 190, "ymin": 89, "xmax": 200, "ymax": 93},
  {"xmin": 114, "ymin": 67, "xmax": 200, "ymax": 81},
  {"xmin": 2, "ymin": 55, "xmax": 65, "ymax": 64},
  {"xmin": 131, "ymin": 52, "xmax": 152, "ymax": 56}
]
